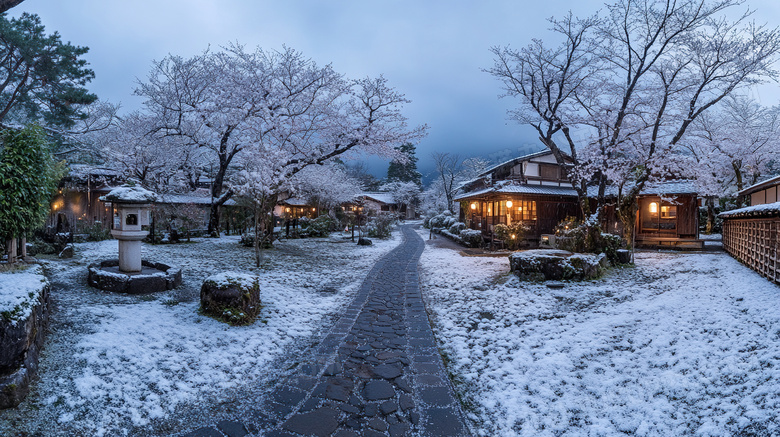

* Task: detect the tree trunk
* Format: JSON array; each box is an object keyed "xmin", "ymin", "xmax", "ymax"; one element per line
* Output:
[
  {"xmin": 209, "ymin": 204, "xmax": 221, "ymax": 236},
  {"xmin": 617, "ymin": 198, "xmax": 638, "ymax": 249},
  {"xmin": 6, "ymin": 237, "xmax": 17, "ymax": 263},
  {"xmin": 706, "ymin": 196, "xmax": 716, "ymax": 234},
  {"xmin": 20, "ymin": 235, "xmax": 26, "ymax": 259}
]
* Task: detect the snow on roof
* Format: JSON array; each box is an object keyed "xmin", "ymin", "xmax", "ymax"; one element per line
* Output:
[
  {"xmin": 158, "ymin": 193, "xmax": 237, "ymax": 206},
  {"xmin": 454, "ymin": 183, "xmax": 578, "ymax": 201},
  {"xmin": 586, "ymin": 180, "xmax": 698, "ymax": 198},
  {"xmin": 478, "ymin": 149, "xmax": 572, "ymax": 177},
  {"xmin": 738, "ymin": 174, "xmax": 780, "ymax": 197},
  {"xmin": 100, "ymin": 186, "xmax": 157, "ymax": 203},
  {"xmin": 279, "ymin": 197, "xmax": 311, "ymax": 206},
  {"xmin": 718, "ymin": 201, "xmax": 780, "ymax": 219},
  {"xmin": 361, "ymin": 192, "xmax": 395, "ymax": 204},
  {"xmin": 0, "ymin": 265, "xmax": 47, "ymax": 325},
  {"xmin": 68, "ymin": 164, "xmax": 121, "ymax": 178}
]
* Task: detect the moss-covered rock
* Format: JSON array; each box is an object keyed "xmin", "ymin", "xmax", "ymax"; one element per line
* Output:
[
  {"xmin": 509, "ymin": 249, "xmax": 608, "ymax": 281},
  {"xmin": 200, "ymin": 272, "xmax": 261, "ymax": 325}
]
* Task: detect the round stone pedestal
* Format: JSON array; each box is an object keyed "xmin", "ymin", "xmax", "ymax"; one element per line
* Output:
[{"xmin": 88, "ymin": 260, "xmax": 182, "ymax": 294}]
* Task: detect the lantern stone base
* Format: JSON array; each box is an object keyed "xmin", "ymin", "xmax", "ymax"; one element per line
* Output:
[{"xmin": 88, "ymin": 260, "xmax": 182, "ymax": 294}]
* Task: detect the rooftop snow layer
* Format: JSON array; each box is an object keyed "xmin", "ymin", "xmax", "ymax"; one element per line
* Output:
[
  {"xmin": 101, "ymin": 186, "xmax": 157, "ymax": 203},
  {"xmin": 718, "ymin": 201, "xmax": 780, "ymax": 219}
]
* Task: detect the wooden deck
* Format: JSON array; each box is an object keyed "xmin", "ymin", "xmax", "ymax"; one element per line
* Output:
[{"xmin": 636, "ymin": 236, "xmax": 705, "ymax": 249}]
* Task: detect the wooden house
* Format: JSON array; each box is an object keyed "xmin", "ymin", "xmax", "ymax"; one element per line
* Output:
[
  {"xmin": 47, "ymin": 165, "xmax": 123, "ymax": 234},
  {"xmin": 454, "ymin": 150, "xmax": 580, "ymax": 243},
  {"xmin": 632, "ymin": 181, "xmax": 701, "ymax": 248},
  {"xmin": 342, "ymin": 192, "xmax": 415, "ymax": 219},
  {"xmin": 739, "ymin": 175, "xmax": 780, "ymax": 206}
]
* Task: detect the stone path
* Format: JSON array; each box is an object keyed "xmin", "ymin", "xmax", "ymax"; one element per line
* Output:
[{"xmin": 181, "ymin": 225, "xmax": 470, "ymax": 437}]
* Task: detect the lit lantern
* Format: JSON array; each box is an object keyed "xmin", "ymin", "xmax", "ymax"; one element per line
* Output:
[
  {"xmin": 312, "ymin": 208, "xmax": 316, "ymax": 212},
  {"xmin": 470, "ymin": 203, "xmax": 476, "ymax": 210},
  {"xmin": 511, "ymin": 234, "xmax": 516, "ymax": 239},
  {"xmin": 506, "ymin": 200, "xmax": 513, "ymax": 208},
  {"xmin": 649, "ymin": 202, "xmax": 658, "ymax": 214},
  {"xmin": 285, "ymin": 207, "xmax": 291, "ymax": 213}
]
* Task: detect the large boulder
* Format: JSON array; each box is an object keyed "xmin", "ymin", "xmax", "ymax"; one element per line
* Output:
[
  {"xmin": 509, "ymin": 249, "xmax": 608, "ymax": 281},
  {"xmin": 200, "ymin": 272, "xmax": 261, "ymax": 325}
]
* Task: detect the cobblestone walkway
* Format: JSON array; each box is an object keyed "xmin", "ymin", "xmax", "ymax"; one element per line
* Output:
[{"xmin": 182, "ymin": 225, "xmax": 469, "ymax": 437}]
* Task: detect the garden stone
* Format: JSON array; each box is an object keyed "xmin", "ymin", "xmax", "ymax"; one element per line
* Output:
[
  {"xmin": 200, "ymin": 272, "xmax": 261, "ymax": 325},
  {"xmin": 58, "ymin": 243, "xmax": 74, "ymax": 258},
  {"xmin": 509, "ymin": 249, "xmax": 608, "ymax": 281},
  {"xmin": 617, "ymin": 249, "xmax": 632, "ymax": 264},
  {"xmin": 358, "ymin": 237, "xmax": 373, "ymax": 246}
]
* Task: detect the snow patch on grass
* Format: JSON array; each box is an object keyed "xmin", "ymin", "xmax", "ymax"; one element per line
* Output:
[
  {"xmin": 416, "ymin": 228, "xmax": 780, "ymax": 436},
  {"xmin": 0, "ymin": 231, "xmax": 400, "ymax": 435}
]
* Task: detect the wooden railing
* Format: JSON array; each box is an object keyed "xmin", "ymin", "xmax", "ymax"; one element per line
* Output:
[{"xmin": 722, "ymin": 217, "xmax": 779, "ymax": 284}]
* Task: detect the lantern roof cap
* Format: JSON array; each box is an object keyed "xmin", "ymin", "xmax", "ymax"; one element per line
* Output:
[{"xmin": 100, "ymin": 185, "xmax": 157, "ymax": 204}]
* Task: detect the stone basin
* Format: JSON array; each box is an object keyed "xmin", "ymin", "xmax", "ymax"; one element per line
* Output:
[{"xmin": 87, "ymin": 259, "xmax": 182, "ymax": 294}]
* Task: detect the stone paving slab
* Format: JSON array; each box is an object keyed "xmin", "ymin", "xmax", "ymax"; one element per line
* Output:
[{"xmin": 178, "ymin": 225, "xmax": 470, "ymax": 436}]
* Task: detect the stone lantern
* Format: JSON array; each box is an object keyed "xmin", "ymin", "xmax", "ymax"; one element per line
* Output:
[{"xmin": 101, "ymin": 186, "xmax": 156, "ymax": 272}]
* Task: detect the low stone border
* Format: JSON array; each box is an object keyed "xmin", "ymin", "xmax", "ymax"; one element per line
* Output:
[
  {"xmin": 0, "ymin": 271, "xmax": 50, "ymax": 409},
  {"xmin": 87, "ymin": 259, "xmax": 182, "ymax": 294}
]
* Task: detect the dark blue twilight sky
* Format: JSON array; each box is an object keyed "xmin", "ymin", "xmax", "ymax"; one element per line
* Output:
[{"xmin": 11, "ymin": 0, "xmax": 780, "ymax": 180}]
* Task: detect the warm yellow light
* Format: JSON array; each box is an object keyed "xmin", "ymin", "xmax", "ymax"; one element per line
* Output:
[
  {"xmin": 506, "ymin": 200, "xmax": 513, "ymax": 208},
  {"xmin": 649, "ymin": 202, "xmax": 658, "ymax": 213},
  {"xmin": 285, "ymin": 207, "xmax": 290, "ymax": 212},
  {"xmin": 470, "ymin": 203, "xmax": 476, "ymax": 210},
  {"xmin": 518, "ymin": 207, "xmax": 523, "ymax": 211},
  {"xmin": 312, "ymin": 208, "xmax": 316, "ymax": 212},
  {"xmin": 511, "ymin": 234, "xmax": 516, "ymax": 239}
]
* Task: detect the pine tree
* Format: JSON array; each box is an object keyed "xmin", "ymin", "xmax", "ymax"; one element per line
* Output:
[
  {"xmin": 0, "ymin": 13, "xmax": 97, "ymax": 128},
  {"xmin": 386, "ymin": 143, "xmax": 422, "ymax": 187}
]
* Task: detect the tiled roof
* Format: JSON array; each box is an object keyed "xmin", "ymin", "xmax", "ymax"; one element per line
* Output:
[
  {"xmin": 738, "ymin": 175, "xmax": 780, "ymax": 197},
  {"xmin": 361, "ymin": 192, "xmax": 395, "ymax": 204},
  {"xmin": 454, "ymin": 183, "xmax": 578, "ymax": 200},
  {"xmin": 719, "ymin": 201, "xmax": 780, "ymax": 219},
  {"xmin": 158, "ymin": 194, "xmax": 237, "ymax": 206}
]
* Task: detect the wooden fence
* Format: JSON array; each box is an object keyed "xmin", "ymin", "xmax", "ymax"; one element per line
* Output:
[{"xmin": 722, "ymin": 217, "xmax": 780, "ymax": 284}]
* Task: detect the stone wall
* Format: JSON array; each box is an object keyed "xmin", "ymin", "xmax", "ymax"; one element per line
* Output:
[{"xmin": 0, "ymin": 274, "xmax": 50, "ymax": 409}]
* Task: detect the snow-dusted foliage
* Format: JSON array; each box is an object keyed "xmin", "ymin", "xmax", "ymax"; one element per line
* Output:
[
  {"xmin": 379, "ymin": 181, "xmax": 420, "ymax": 213},
  {"xmin": 289, "ymin": 163, "xmax": 363, "ymax": 209},
  {"xmin": 135, "ymin": 44, "xmax": 426, "ymax": 234},
  {"xmin": 685, "ymin": 95, "xmax": 780, "ymax": 198}
]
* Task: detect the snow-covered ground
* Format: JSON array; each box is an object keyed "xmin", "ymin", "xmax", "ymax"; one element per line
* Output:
[
  {"xmin": 416, "ymin": 229, "xmax": 780, "ymax": 437},
  {"xmin": 0, "ymin": 231, "xmax": 400, "ymax": 436}
]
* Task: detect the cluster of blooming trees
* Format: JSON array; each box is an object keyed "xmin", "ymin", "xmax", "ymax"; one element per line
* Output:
[
  {"xmin": 92, "ymin": 45, "xmax": 425, "ymax": 264},
  {"xmin": 488, "ymin": 0, "xmax": 780, "ymax": 241}
]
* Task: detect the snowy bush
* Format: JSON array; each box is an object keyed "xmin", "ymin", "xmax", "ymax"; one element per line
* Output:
[
  {"xmin": 493, "ymin": 222, "xmax": 531, "ymax": 249},
  {"xmin": 427, "ymin": 210, "xmax": 457, "ymax": 229},
  {"xmin": 448, "ymin": 222, "xmax": 466, "ymax": 235},
  {"xmin": 554, "ymin": 216, "xmax": 623, "ymax": 263},
  {"xmin": 366, "ymin": 215, "xmax": 396, "ymax": 239},
  {"xmin": 459, "ymin": 229, "xmax": 483, "ymax": 248},
  {"xmin": 301, "ymin": 215, "xmax": 333, "ymax": 237}
]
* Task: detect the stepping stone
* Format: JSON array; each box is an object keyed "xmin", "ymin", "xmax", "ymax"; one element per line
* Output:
[
  {"xmin": 372, "ymin": 363, "xmax": 403, "ymax": 379},
  {"xmin": 364, "ymin": 380, "xmax": 396, "ymax": 400},
  {"xmin": 216, "ymin": 420, "xmax": 248, "ymax": 437},
  {"xmin": 282, "ymin": 407, "xmax": 340, "ymax": 437},
  {"xmin": 546, "ymin": 281, "xmax": 565, "ymax": 289}
]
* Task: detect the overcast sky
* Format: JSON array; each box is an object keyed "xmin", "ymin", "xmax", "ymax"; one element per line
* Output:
[{"xmin": 10, "ymin": 0, "xmax": 780, "ymax": 180}]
